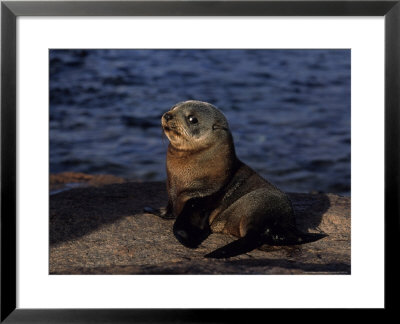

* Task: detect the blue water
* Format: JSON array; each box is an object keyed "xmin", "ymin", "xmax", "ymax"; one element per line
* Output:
[{"xmin": 50, "ymin": 49, "xmax": 350, "ymax": 195}]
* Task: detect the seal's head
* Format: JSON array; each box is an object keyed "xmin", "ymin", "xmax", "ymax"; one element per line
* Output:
[{"xmin": 161, "ymin": 100, "xmax": 230, "ymax": 151}]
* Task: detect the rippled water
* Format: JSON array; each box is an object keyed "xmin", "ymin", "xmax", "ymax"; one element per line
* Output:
[{"xmin": 50, "ymin": 49, "xmax": 350, "ymax": 195}]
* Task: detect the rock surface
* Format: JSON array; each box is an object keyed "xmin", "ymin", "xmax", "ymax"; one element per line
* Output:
[{"xmin": 50, "ymin": 180, "xmax": 350, "ymax": 274}]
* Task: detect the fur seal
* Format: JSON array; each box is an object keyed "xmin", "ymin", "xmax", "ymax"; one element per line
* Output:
[{"xmin": 158, "ymin": 100, "xmax": 326, "ymax": 258}]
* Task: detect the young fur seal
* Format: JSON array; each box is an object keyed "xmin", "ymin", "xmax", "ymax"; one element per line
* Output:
[{"xmin": 158, "ymin": 100, "xmax": 326, "ymax": 258}]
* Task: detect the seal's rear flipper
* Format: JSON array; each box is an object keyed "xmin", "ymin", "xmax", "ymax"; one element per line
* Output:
[
  {"xmin": 264, "ymin": 227, "xmax": 328, "ymax": 246},
  {"xmin": 296, "ymin": 232, "xmax": 328, "ymax": 244},
  {"xmin": 205, "ymin": 229, "xmax": 327, "ymax": 259},
  {"xmin": 205, "ymin": 233, "xmax": 263, "ymax": 259}
]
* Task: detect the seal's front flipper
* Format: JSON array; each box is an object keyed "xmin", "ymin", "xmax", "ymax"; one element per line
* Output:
[
  {"xmin": 173, "ymin": 197, "xmax": 212, "ymax": 248},
  {"xmin": 143, "ymin": 203, "xmax": 175, "ymax": 219},
  {"xmin": 205, "ymin": 232, "xmax": 263, "ymax": 259}
]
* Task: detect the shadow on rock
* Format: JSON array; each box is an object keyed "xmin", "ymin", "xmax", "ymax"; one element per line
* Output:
[
  {"xmin": 63, "ymin": 258, "xmax": 350, "ymax": 275},
  {"xmin": 288, "ymin": 192, "xmax": 331, "ymax": 232},
  {"xmin": 50, "ymin": 181, "xmax": 167, "ymax": 245},
  {"xmin": 215, "ymin": 258, "xmax": 350, "ymax": 274}
]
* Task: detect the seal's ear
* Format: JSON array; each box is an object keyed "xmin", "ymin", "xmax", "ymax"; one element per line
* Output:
[{"xmin": 212, "ymin": 124, "xmax": 228, "ymax": 131}]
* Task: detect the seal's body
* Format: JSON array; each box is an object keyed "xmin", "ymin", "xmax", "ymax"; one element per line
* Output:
[{"xmin": 161, "ymin": 100, "xmax": 325, "ymax": 258}]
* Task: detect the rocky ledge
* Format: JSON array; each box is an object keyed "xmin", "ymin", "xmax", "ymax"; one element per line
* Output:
[{"xmin": 50, "ymin": 175, "xmax": 350, "ymax": 275}]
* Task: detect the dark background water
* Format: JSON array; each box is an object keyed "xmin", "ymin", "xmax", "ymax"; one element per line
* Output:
[{"xmin": 50, "ymin": 49, "xmax": 350, "ymax": 195}]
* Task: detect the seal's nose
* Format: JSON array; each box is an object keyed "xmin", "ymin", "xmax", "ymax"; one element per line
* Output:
[{"xmin": 163, "ymin": 112, "xmax": 173, "ymax": 121}]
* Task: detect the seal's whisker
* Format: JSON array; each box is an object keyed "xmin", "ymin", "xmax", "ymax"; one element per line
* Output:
[{"xmin": 161, "ymin": 128, "xmax": 167, "ymax": 143}]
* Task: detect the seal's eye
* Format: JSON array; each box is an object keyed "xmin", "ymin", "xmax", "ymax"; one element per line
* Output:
[{"xmin": 188, "ymin": 116, "xmax": 198, "ymax": 124}]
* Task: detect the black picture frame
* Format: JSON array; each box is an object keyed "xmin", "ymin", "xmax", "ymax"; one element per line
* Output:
[{"xmin": 1, "ymin": 0, "xmax": 398, "ymax": 321}]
